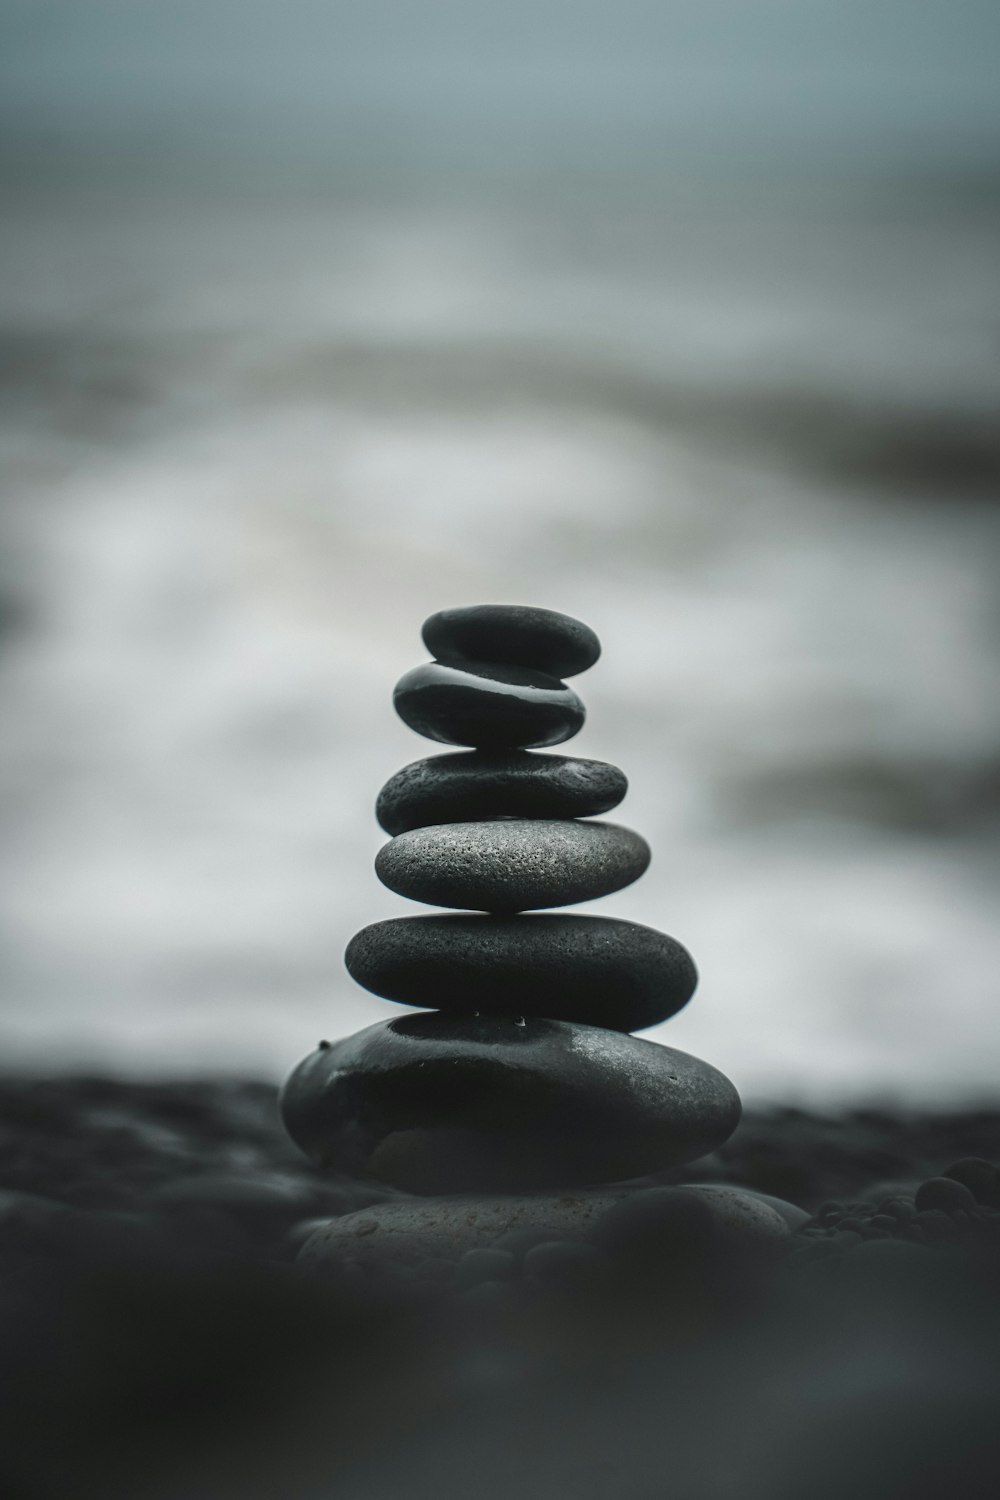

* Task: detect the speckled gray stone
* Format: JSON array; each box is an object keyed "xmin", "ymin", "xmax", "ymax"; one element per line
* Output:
[
  {"xmin": 375, "ymin": 750, "xmax": 628, "ymax": 836},
  {"xmin": 344, "ymin": 914, "xmax": 697, "ymax": 1032},
  {"xmin": 422, "ymin": 605, "xmax": 601, "ymax": 679},
  {"xmin": 375, "ymin": 819, "xmax": 650, "ymax": 912},
  {"xmin": 295, "ymin": 1185, "xmax": 791, "ymax": 1272},
  {"xmin": 393, "ymin": 660, "xmax": 585, "ymax": 749},
  {"xmin": 298, "ymin": 1190, "xmax": 625, "ymax": 1269},
  {"xmin": 280, "ymin": 1013, "xmax": 741, "ymax": 1194},
  {"xmin": 719, "ymin": 1187, "xmax": 810, "ymax": 1231}
]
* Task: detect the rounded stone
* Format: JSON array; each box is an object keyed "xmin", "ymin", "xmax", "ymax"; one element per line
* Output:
[
  {"xmin": 455, "ymin": 1247, "xmax": 517, "ymax": 1287},
  {"xmin": 375, "ymin": 819, "xmax": 651, "ymax": 912},
  {"xmin": 591, "ymin": 1184, "xmax": 792, "ymax": 1263},
  {"xmin": 344, "ymin": 914, "xmax": 698, "ymax": 1032},
  {"xmin": 375, "ymin": 750, "xmax": 627, "ymax": 836},
  {"xmin": 422, "ymin": 604, "xmax": 600, "ymax": 679},
  {"xmin": 943, "ymin": 1158, "xmax": 999, "ymax": 1205},
  {"xmin": 393, "ymin": 660, "xmax": 585, "ymax": 749},
  {"xmin": 280, "ymin": 1013, "xmax": 741, "ymax": 1194},
  {"xmin": 295, "ymin": 1183, "xmax": 784, "ymax": 1275},
  {"xmin": 722, "ymin": 1187, "xmax": 810, "ymax": 1231},
  {"xmin": 914, "ymin": 1177, "xmax": 978, "ymax": 1214},
  {"xmin": 522, "ymin": 1239, "xmax": 609, "ymax": 1286}
]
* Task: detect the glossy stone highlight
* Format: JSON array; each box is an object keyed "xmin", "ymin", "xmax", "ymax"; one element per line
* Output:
[
  {"xmin": 375, "ymin": 750, "xmax": 628, "ymax": 836},
  {"xmin": 279, "ymin": 1013, "xmax": 741, "ymax": 1193},
  {"xmin": 375, "ymin": 819, "xmax": 651, "ymax": 912},
  {"xmin": 394, "ymin": 660, "xmax": 585, "ymax": 749},
  {"xmin": 422, "ymin": 604, "xmax": 601, "ymax": 679},
  {"xmin": 344, "ymin": 914, "xmax": 698, "ymax": 1032}
]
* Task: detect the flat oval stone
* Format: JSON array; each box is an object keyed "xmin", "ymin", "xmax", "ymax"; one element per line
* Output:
[
  {"xmin": 299, "ymin": 1190, "xmax": 626, "ymax": 1269},
  {"xmin": 375, "ymin": 820, "xmax": 650, "ymax": 912},
  {"xmin": 295, "ymin": 1184, "xmax": 788, "ymax": 1273},
  {"xmin": 280, "ymin": 1014, "xmax": 741, "ymax": 1193},
  {"xmin": 344, "ymin": 914, "xmax": 697, "ymax": 1032},
  {"xmin": 422, "ymin": 604, "xmax": 599, "ymax": 679},
  {"xmin": 375, "ymin": 750, "xmax": 627, "ymax": 835},
  {"xmin": 393, "ymin": 660, "xmax": 584, "ymax": 749}
]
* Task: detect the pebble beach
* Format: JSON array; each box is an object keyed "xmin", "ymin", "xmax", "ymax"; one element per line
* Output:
[
  {"xmin": 2, "ymin": 6, "xmax": 1000, "ymax": 1495},
  {"xmin": 2, "ymin": 1074, "xmax": 1000, "ymax": 1499}
]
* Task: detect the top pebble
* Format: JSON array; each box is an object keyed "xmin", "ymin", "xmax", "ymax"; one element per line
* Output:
[{"xmin": 423, "ymin": 605, "xmax": 601, "ymax": 679}]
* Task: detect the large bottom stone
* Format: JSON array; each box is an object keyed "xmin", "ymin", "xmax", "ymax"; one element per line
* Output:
[
  {"xmin": 280, "ymin": 1013, "xmax": 741, "ymax": 1194},
  {"xmin": 296, "ymin": 1184, "xmax": 793, "ymax": 1272},
  {"xmin": 344, "ymin": 914, "xmax": 698, "ymax": 1032}
]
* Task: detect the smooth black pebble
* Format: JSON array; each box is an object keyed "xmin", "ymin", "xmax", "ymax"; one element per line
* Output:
[
  {"xmin": 344, "ymin": 913, "xmax": 698, "ymax": 1032},
  {"xmin": 943, "ymin": 1158, "xmax": 999, "ymax": 1205},
  {"xmin": 375, "ymin": 750, "xmax": 627, "ymax": 835},
  {"xmin": 279, "ymin": 1013, "xmax": 741, "ymax": 1194},
  {"xmin": 914, "ymin": 1177, "xmax": 977, "ymax": 1213},
  {"xmin": 422, "ymin": 604, "xmax": 600, "ymax": 679},
  {"xmin": 393, "ymin": 660, "xmax": 584, "ymax": 749}
]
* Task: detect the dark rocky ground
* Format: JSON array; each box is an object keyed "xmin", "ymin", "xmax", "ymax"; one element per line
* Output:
[{"xmin": 1, "ymin": 1076, "xmax": 999, "ymax": 1500}]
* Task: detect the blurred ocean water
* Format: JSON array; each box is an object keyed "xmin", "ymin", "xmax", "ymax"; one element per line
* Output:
[{"xmin": 1, "ymin": 1, "xmax": 999, "ymax": 1098}]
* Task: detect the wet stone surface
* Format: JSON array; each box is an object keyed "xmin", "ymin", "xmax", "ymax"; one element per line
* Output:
[
  {"xmin": 375, "ymin": 750, "xmax": 628, "ymax": 835},
  {"xmin": 344, "ymin": 913, "xmax": 698, "ymax": 1031},
  {"xmin": 422, "ymin": 604, "xmax": 601, "ymax": 679},
  {"xmin": 3, "ymin": 1084, "xmax": 1000, "ymax": 1500},
  {"xmin": 279, "ymin": 1014, "xmax": 742, "ymax": 1194},
  {"xmin": 393, "ymin": 660, "xmax": 585, "ymax": 748},
  {"xmin": 2, "ymin": 1076, "xmax": 998, "ymax": 1228},
  {"xmin": 296, "ymin": 1182, "xmax": 790, "ymax": 1272},
  {"xmin": 375, "ymin": 819, "xmax": 650, "ymax": 912}
]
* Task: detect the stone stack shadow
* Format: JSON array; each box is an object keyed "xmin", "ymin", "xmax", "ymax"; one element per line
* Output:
[{"xmin": 281, "ymin": 605, "xmax": 743, "ymax": 1201}]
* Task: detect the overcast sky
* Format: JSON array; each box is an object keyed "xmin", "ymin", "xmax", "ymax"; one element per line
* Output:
[{"xmin": 2, "ymin": 1, "xmax": 998, "ymax": 169}]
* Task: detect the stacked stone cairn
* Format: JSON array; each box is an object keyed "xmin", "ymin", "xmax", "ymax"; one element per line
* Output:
[{"xmin": 282, "ymin": 606, "xmax": 790, "ymax": 1276}]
